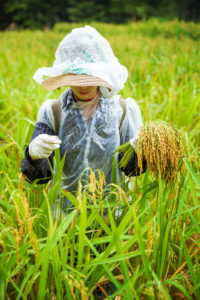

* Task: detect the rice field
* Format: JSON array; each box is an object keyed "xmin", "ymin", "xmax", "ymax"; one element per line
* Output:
[{"xmin": 0, "ymin": 20, "xmax": 200, "ymax": 299}]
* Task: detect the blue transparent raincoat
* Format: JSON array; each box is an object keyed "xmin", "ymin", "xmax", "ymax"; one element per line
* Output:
[{"xmin": 36, "ymin": 88, "xmax": 143, "ymax": 193}]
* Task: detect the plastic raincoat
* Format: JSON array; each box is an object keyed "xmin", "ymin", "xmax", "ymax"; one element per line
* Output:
[{"xmin": 21, "ymin": 88, "xmax": 145, "ymax": 194}]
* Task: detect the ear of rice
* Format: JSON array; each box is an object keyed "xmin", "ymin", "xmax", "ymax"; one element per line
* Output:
[{"xmin": 115, "ymin": 121, "xmax": 185, "ymax": 183}]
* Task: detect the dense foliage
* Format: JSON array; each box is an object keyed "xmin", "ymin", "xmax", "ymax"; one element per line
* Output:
[
  {"xmin": 1, "ymin": 0, "xmax": 200, "ymax": 30},
  {"xmin": 0, "ymin": 21, "xmax": 200, "ymax": 299}
]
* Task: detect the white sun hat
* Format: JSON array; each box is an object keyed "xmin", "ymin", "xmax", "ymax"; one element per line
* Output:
[{"xmin": 33, "ymin": 25, "xmax": 128, "ymax": 98}]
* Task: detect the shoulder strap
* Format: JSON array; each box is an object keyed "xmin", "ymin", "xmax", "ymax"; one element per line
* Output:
[
  {"xmin": 119, "ymin": 98, "xmax": 126, "ymax": 129},
  {"xmin": 52, "ymin": 98, "xmax": 126, "ymax": 134},
  {"xmin": 52, "ymin": 99, "xmax": 61, "ymax": 135}
]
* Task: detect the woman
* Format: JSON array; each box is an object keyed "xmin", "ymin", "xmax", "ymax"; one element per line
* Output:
[{"xmin": 21, "ymin": 25, "xmax": 146, "ymax": 205}]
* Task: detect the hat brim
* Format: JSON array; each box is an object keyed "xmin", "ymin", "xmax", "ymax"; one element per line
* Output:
[{"xmin": 41, "ymin": 74, "xmax": 111, "ymax": 91}]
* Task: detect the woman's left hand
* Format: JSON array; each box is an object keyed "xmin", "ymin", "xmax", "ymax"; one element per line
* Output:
[{"xmin": 129, "ymin": 124, "xmax": 143, "ymax": 152}]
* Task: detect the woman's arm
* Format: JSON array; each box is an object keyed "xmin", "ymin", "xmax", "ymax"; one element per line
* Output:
[
  {"xmin": 119, "ymin": 151, "xmax": 147, "ymax": 177},
  {"xmin": 21, "ymin": 122, "xmax": 55, "ymax": 184},
  {"xmin": 119, "ymin": 98, "xmax": 147, "ymax": 177}
]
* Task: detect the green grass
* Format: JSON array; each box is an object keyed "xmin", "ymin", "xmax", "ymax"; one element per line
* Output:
[{"xmin": 0, "ymin": 20, "xmax": 200, "ymax": 299}]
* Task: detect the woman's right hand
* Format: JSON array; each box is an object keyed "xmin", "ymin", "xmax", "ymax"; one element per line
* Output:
[{"xmin": 29, "ymin": 134, "xmax": 62, "ymax": 160}]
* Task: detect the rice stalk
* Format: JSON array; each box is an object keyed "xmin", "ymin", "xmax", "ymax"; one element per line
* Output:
[
  {"xmin": 88, "ymin": 169, "xmax": 97, "ymax": 205},
  {"xmin": 77, "ymin": 181, "xmax": 82, "ymax": 211},
  {"xmin": 65, "ymin": 274, "xmax": 88, "ymax": 300},
  {"xmin": 109, "ymin": 183, "xmax": 129, "ymax": 207},
  {"xmin": 13, "ymin": 229, "xmax": 21, "ymax": 264},
  {"xmin": 96, "ymin": 170, "xmax": 105, "ymax": 215},
  {"xmin": 15, "ymin": 193, "xmax": 38, "ymax": 262},
  {"xmin": 14, "ymin": 202, "xmax": 24, "ymax": 241}
]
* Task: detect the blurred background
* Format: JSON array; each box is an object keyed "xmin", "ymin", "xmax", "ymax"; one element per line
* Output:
[{"xmin": 1, "ymin": 0, "xmax": 200, "ymax": 30}]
